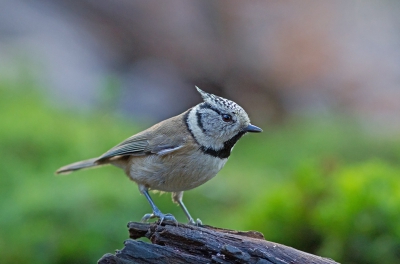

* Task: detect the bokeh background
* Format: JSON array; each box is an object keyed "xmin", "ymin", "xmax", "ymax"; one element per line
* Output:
[{"xmin": 2, "ymin": 1, "xmax": 400, "ymax": 263}]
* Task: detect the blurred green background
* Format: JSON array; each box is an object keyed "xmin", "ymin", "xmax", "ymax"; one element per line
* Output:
[
  {"xmin": 2, "ymin": 72, "xmax": 400, "ymax": 264},
  {"xmin": 2, "ymin": 1, "xmax": 400, "ymax": 264}
]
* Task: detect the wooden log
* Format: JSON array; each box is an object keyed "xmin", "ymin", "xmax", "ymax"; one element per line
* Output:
[{"xmin": 98, "ymin": 221, "xmax": 338, "ymax": 264}]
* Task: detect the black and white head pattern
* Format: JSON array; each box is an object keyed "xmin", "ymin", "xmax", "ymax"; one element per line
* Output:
[{"xmin": 185, "ymin": 86, "xmax": 251, "ymax": 159}]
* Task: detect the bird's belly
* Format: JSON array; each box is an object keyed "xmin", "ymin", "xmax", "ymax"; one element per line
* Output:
[{"xmin": 127, "ymin": 153, "xmax": 228, "ymax": 192}]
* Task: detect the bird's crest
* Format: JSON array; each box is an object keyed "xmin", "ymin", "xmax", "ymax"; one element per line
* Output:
[{"xmin": 195, "ymin": 86, "xmax": 241, "ymax": 113}]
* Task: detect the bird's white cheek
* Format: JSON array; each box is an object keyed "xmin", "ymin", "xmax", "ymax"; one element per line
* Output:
[{"xmin": 187, "ymin": 107, "xmax": 225, "ymax": 150}]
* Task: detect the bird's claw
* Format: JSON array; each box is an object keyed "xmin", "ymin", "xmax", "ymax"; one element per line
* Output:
[
  {"xmin": 141, "ymin": 211, "xmax": 178, "ymax": 226},
  {"xmin": 162, "ymin": 213, "xmax": 178, "ymax": 225},
  {"xmin": 140, "ymin": 213, "xmax": 156, "ymax": 222},
  {"xmin": 188, "ymin": 218, "xmax": 203, "ymax": 226}
]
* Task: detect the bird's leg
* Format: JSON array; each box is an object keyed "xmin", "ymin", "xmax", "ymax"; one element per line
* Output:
[
  {"xmin": 172, "ymin": 191, "xmax": 202, "ymax": 226},
  {"xmin": 139, "ymin": 186, "xmax": 177, "ymax": 225}
]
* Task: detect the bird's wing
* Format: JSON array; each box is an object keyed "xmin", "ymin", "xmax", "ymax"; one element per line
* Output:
[
  {"xmin": 96, "ymin": 117, "xmax": 188, "ymax": 161},
  {"xmin": 147, "ymin": 134, "xmax": 186, "ymax": 156},
  {"xmin": 97, "ymin": 134, "xmax": 150, "ymax": 161}
]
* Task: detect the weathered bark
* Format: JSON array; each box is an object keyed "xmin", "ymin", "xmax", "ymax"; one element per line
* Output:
[{"xmin": 98, "ymin": 222, "xmax": 338, "ymax": 264}]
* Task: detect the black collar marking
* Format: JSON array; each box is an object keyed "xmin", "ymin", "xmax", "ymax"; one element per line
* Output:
[
  {"xmin": 184, "ymin": 109, "xmax": 195, "ymax": 138},
  {"xmin": 200, "ymin": 130, "xmax": 246, "ymax": 159}
]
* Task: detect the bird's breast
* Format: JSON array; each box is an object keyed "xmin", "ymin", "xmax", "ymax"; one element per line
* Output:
[{"xmin": 126, "ymin": 149, "xmax": 228, "ymax": 192}]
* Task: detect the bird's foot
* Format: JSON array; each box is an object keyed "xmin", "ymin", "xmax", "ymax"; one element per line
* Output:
[
  {"xmin": 188, "ymin": 218, "xmax": 203, "ymax": 226},
  {"xmin": 141, "ymin": 210, "xmax": 178, "ymax": 225}
]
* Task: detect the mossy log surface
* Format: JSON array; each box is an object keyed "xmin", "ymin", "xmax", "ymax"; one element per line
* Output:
[{"xmin": 98, "ymin": 221, "xmax": 338, "ymax": 264}]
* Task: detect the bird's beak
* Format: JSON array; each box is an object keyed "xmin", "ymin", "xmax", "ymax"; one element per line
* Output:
[{"xmin": 245, "ymin": 124, "xmax": 263, "ymax": 133}]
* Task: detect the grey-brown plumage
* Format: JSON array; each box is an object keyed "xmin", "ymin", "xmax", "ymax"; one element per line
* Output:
[{"xmin": 56, "ymin": 87, "xmax": 262, "ymax": 225}]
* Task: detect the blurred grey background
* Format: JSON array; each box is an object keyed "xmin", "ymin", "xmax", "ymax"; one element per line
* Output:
[{"xmin": 2, "ymin": 0, "xmax": 400, "ymax": 130}]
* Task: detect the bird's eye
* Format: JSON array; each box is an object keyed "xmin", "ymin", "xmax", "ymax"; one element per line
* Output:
[{"xmin": 222, "ymin": 114, "xmax": 232, "ymax": 122}]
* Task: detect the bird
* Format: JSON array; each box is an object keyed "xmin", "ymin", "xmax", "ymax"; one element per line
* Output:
[{"xmin": 56, "ymin": 86, "xmax": 262, "ymax": 225}]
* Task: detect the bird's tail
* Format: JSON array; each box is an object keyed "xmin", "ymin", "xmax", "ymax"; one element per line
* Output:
[{"xmin": 55, "ymin": 158, "xmax": 101, "ymax": 175}]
